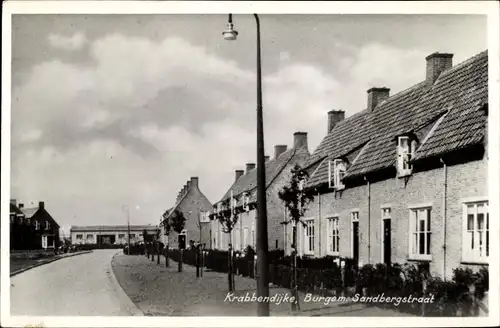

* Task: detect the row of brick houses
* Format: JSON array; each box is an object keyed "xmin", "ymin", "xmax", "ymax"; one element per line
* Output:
[
  {"xmin": 207, "ymin": 50, "xmax": 488, "ymax": 279},
  {"xmin": 210, "ymin": 132, "xmax": 310, "ymax": 252},
  {"xmin": 9, "ymin": 199, "xmax": 61, "ymax": 250}
]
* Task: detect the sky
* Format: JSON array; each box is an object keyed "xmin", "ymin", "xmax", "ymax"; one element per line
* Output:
[{"xmin": 10, "ymin": 13, "xmax": 487, "ymax": 236}]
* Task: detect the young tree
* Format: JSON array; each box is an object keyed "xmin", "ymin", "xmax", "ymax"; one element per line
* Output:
[
  {"xmin": 143, "ymin": 229, "xmax": 149, "ymax": 258},
  {"xmin": 278, "ymin": 164, "xmax": 316, "ymax": 311},
  {"xmin": 162, "ymin": 214, "xmax": 172, "ymax": 268},
  {"xmin": 170, "ymin": 210, "xmax": 187, "ymax": 272},
  {"xmin": 214, "ymin": 197, "xmax": 242, "ymax": 292}
]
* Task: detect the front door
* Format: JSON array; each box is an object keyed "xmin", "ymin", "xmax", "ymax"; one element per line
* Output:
[
  {"xmin": 352, "ymin": 221, "xmax": 359, "ymax": 266},
  {"xmin": 383, "ymin": 219, "xmax": 391, "ymax": 265},
  {"xmin": 42, "ymin": 235, "xmax": 48, "ymax": 249}
]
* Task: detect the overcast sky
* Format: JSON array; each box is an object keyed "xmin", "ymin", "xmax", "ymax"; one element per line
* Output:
[{"xmin": 10, "ymin": 14, "xmax": 486, "ymax": 235}]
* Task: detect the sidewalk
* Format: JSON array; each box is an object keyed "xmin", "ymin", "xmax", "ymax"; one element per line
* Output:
[{"xmin": 111, "ymin": 253, "xmax": 416, "ymax": 316}]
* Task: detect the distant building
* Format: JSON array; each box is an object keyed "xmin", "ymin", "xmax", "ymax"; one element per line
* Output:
[
  {"xmin": 160, "ymin": 177, "xmax": 212, "ymax": 249},
  {"xmin": 210, "ymin": 132, "xmax": 310, "ymax": 252},
  {"xmin": 70, "ymin": 225, "xmax": 159, "ymax": 245},
  {"xmin": 10, "ymin": 200, "xmax": 61, "ymax": 250}
]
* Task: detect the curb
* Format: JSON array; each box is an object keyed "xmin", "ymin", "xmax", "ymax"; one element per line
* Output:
[
  {"xmin": 109, "ymin": 251, "xmax": 145, "ymax": 316},
  {"xmin": 10, "ymin": 250, "xmax": 93, "ymax": 277}
]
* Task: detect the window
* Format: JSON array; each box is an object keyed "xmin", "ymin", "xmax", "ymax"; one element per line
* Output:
[
  {"xmin": 200, "ymin": 211, "xmax": 210, "ymax": 223},
  {"xmin": 243, "ymin": 193, "xmax": 250, "ymax": 212},
  {"xmin": 19, "ymin": 217, "xmax": 24, "ymax": 224},
  {"xmin": 397, "ymin": 136, "xmax": 417, "ymax": 176},
  {"xmin": 26, "ymin": 218, "xmax": 31, "ymax": 225},
  {"xmin": 86, "ymin": 234, "xmax": 94, "ymax": 241},
  {"xmin": 351, "ymin": 211, "xmax": 359, "ymax": 221},
  {"xmin": 46, "ymin": 221, "xmax": 51, "ymax": 230},
  {"xmin": 409, "ymin": 207, "xmax": 432, "ymax": 260},
  {"xmin": 304, "ymin": 219, "xmax": 315, "ymax": 255},
  {"xmin": 234, "ymin": 228, "xmax": 240, "ymax": 250},
  {"xmin": 243, "ymin": 227, "xmax": 249, "ymax": 248},
  {"xmin": 327, "ymin": 217, "xmax": 340, "ymax": 255},
  {"xmin": 76, "ymin": 234, "xmax": 83, "ymax": 240},
  {"xmin": 118, "ymin": 234, "xmax": 125, "ymax": 239},
  {"xmin": 10, "ymin": 215, "xmax": 15, "ymax": 223},
  {"xmin": 130, "ymin": 234, "xmax": 136, "ymax": 239},
  {"xmin": 463, "ymin": 201, "xmax": 489, "ymax": 263},
  {"xmin": 35, "ymin": 221, "xmax": 40, "ymax": 230},
  {"xmin": 328, "ymin": 159, "xmax": 346, "ymax": 190}
]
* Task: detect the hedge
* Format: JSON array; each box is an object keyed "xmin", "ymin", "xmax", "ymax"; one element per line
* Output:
[{"xmin": 166, "ymin": 248, "xmax": 488, "ymax": 316}]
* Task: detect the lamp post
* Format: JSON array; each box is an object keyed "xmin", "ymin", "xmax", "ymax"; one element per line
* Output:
[{"xmin": 223, "ymin": 13, "xmax": 269, "ymax": 316}]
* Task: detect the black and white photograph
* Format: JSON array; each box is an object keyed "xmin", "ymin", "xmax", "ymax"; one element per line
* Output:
[{"xmin": 1, "ymin": 1, "xmax": 499, "ymax": 327}]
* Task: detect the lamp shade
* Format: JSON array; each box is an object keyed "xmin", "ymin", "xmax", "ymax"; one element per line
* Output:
[{"xmin": 222, "ymin": 22, "xmax": 238, "ymax": 41}]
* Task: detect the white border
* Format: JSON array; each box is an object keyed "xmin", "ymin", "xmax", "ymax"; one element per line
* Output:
[{"xmin": 2, "ymin": 1, "xmax": 499, "ymax": 327}]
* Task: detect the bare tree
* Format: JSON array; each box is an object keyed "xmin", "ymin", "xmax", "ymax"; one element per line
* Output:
[{"xmin": 278, "ymin": 164, "xmax": 315, "ymax": 311}]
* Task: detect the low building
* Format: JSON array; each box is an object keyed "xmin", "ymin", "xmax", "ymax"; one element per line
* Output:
[
  {"xmin": 10, "ymin": 200, "xmax": 61, "ymax": 250},
  {"xmin": 210, "ymin": 132, "xmax": 310, "ymax": 252},
  {"xmin": 70, "ymin": 225, "xmax": 159, "ymax": 245},
  {"xmin": 299, "ymin": 50, "xmax": 488, "ymax": 279},
  {"xmin": 160, "ymin": 177, "xmax": 212, "ymax": 249}
]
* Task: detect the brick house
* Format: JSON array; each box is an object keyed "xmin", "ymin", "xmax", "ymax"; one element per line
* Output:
[
  {"xmin": 210, "ymin": 132, "xmax": 310, "ymax": 252},
  {"xmin": 161, "ymin": 177, "xmax": 212, "ymax": 249},
  {"xmin": 296, "ymin": 50, "xmax": 488, "ymax": 279},
  {"xmin": 10, "ymin": 200, "xmax": 61, "ymax": 250}
]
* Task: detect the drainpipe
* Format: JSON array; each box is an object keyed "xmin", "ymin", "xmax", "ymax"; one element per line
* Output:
[
  {"xmin": 440, "ymin": 158, "xmax": 448, "ymax": 280},
  {"xmin": 318, "ymin": 190, "xmax": 321, "ymax": 257},
  {"xmin": 364, "ymin": 176, "xmax": 371, "ymax": 264}
]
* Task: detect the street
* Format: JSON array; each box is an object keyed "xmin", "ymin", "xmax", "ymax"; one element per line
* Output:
[{"xmin": 10, "ymin": 249, "xmax": 141, "ymax": 316}]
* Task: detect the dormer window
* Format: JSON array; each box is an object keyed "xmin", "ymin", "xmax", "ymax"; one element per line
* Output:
[
  {"xmin": 328, "ymin": 159, "xmax": 346, "ymax": 190},
  {"xmin": 397, "ymin": 136, "xmax": 417, "ymax": 177},
  {"xmin": 243, "ymin": 192, "xmax": 250, "ymax": 212}
]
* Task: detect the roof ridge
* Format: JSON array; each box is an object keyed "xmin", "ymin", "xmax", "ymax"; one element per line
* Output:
[{"xmin": 437, "ymin": 50, "xmax": 487, "ymax": 80}]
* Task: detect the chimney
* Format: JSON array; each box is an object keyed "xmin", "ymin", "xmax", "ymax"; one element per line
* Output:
[
  {"xmin": 235, "ymin": 170, "xmax": 244, "ymax": 181},
  {"xmin": 293, "ymin": 132, "xmax": 308, "ymax": 150},
  {"xmin": 186, "ymin": 181, "xmax": 192, "ymax": 192},
  {"xmin": 367, "ymin": 87, "xmax": 390, "ymax": 113},
  {"xmin": 190, "ymin": 177, "xmax": 199, "ymax": 189},
  {"xmin": 426, "ymin": 52, "xmax": 453, "ymax": 86},
  {"xmin": 10, "ymin": 199, "xmax": 16, "ymax": 206},
  {"xmin": 245, "ymin": 163, "xmax": 256, "ymax": 174},
  {"xmin": 264, "ymin": 155, "xmax": 270, "ymax": 162},
  {"xmin": 39, "ymin": 201, "xmax": 45, "ymax": 210},
  {"xmin": 327, "ymin": 110, "xmax": 345, "ymax": 133},
  {"xmin": 274, "ymin": 145, "xmax": 288, "ymax": 159},
  {"xmin": 19, "ymin": 203, "xmax": 24, "ymax": 209}
]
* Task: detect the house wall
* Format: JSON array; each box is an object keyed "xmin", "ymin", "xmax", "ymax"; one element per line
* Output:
[
  {"xmin": 301, "ymin": 157, "xmax": 487, "ymax": 279},
  {"xmin": 213, "ymin": 150, "xmax": 310, "ymax": 252},
  {"xmin": 168, "ymin": 184, "xmax": 213, "ymax": 249}
]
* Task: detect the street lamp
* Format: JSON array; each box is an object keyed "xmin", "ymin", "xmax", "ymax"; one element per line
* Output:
[{"xmin": 223, "ymin": 13, "xmax": 269, "ymax": 316}]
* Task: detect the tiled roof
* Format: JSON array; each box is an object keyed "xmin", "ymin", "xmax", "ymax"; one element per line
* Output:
[
  {"xmin": 217, "ymin": 147, "xmax": 305, "ymax": 204},
  {"xmin": 306, "ymin": 50, "xmax": 488, "ymax": 186},
  {"xmin": 71, "ymin": 225, "xmax": 158, "ymax": 232}
]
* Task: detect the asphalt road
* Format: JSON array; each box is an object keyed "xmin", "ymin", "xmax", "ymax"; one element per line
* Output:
[{"xmin": 10, "ymin": 249, "xmax": 140, "ymax": 316}]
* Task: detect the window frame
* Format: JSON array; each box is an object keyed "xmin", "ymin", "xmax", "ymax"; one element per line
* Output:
[
  {"xmin": 408, "ymin": 206, "xmax": 432, "ymax": 261},
  {"xmin": 303, "ymin": 218, "xmax": 315, "ymax": 255},
  {"xmin": 397, "ymin": 136, "xmax": 415, "ymax": 177},
  {"xmin": 35, "ymin": 221, "xmax": 40, "ymax": 230},
  {"xmin": 327, "ymin": 216, "xmax": 340, "ymax": 256},
  {"xmin": 462, "ymin": 200, "xmax": 489, "ymax": 264}
]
